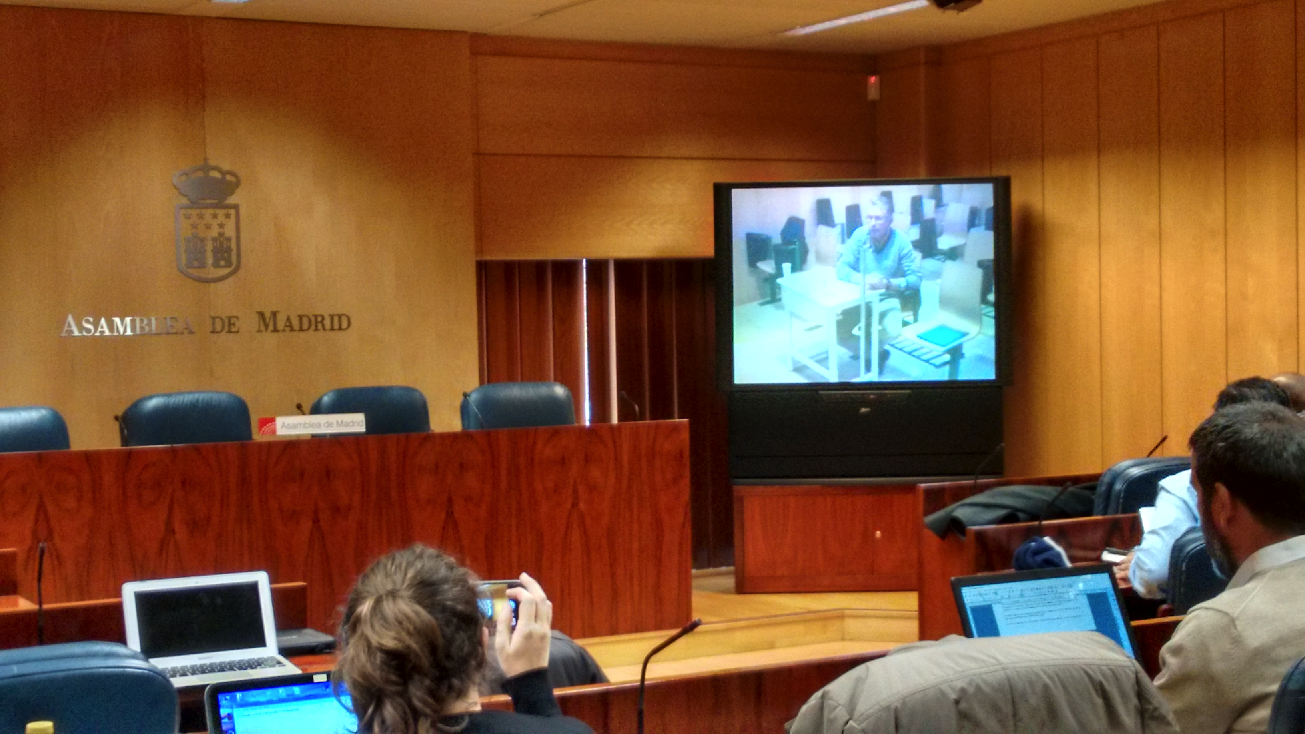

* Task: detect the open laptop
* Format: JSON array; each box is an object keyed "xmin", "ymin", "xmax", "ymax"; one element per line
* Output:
[
  {"xmin": 122, "ymin": 571, "xmax": 301, "ymax": 688},
  {"xmin": 951, "ymin": 564, "xmax": 1140, "ymax": 659},
  {"xmin": 205, "ymin": 672, "xmax": 356, "ymax": 734}
]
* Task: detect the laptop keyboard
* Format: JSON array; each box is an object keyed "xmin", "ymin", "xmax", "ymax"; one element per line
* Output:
[{"xmin": 162, "ymin": 656, "xmax": 284, "ymax": 679}]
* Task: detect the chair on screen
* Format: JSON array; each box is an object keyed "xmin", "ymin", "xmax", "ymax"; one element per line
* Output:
[
  {"xmin": 461, "ymin": 382, "xmax": 576, "ymax": 430},
  {"xmin": 844, "ymin": 204, "xmax": 863, "ymax": 240},
  {"xmin": 118, "ymin": 390, "xmax": 252, "ymax": 447},
  {"xmin": 310, "ymin": 385, "xmax": 430, "ymax": 435},
  {"xmin": 0, "ymin": 641, "xmax": 177, "ymax": 734},
  {"xmin": 0, "ymin": 406, "xmax": 70, "ymax": 453}
]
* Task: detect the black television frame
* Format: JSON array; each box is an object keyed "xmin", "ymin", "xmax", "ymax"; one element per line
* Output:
[{"xmin": 714, "ymin": 176, "xmax": 1013, "ymax": 482}]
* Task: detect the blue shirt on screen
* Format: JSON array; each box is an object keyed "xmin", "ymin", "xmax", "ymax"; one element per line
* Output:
[{"xmin": 836, "ymin": 227, "xmax": 921, "ymax": 291}]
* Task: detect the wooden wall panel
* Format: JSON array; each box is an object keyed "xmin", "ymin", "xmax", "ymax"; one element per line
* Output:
[
  {"xmin": 912, "ymin": 0, "xmax": 1305, "ymax": 473},
  {"xmin": 1224, "ymin": 0, "xmax": 1297, "ymax": 379},
  {"xmin": 199, "ymin": 20, "xmax": 479, "ymax": 432},
  {"xmin": 0, "ymin": 8, "xmax": 480, "ymax": 446},
  {"xmin": 477, "ymin": 156, "xmax": 874, "ymax": 260},
  {"xmin": 934, "ymin": 57, "xmax": 991, "ymax": 177},
  {"xmin": 877, "ymin": 62, "xmax": 935, "ymax": 178},
  {"xmin": 1158, "ymin": 13, "xmax": 1227, "ymax": 453},
  {"xmin": 989, "ymin": 48, "xmax": 1045, "ymax": 475},
  {"xmin": 1098, "ymin": 26, "xmax": 1164, "ymax": 465},
  {"xmin": 475, "ymin": 55, "xmax": 874, "ymax": 162},
  {"xmin": 0, "ymin": 7, "xmax": 204, "ymax": 448},
  {"xmin": 1038, "ymin": 38, "xmax": 1102, "ymax": 472},
  {"xmin": 1300, "ymin": 0, "xmax": 1305, "ymax": 370}
]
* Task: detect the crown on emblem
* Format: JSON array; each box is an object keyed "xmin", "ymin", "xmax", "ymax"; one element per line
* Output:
[{"xmin": 172, "ymin": 161, "xmax": 241, "ymax": 204}]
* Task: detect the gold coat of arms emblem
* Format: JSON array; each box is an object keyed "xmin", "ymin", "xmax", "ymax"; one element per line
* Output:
[{"xmin": 173, "ymin": 162, "xmax": 241, "ymax": 283}]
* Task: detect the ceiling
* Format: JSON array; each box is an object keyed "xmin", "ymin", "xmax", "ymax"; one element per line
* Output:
[{"xmin": 3, "ymin": 0, "xmax": 1169, "ymax": 54}]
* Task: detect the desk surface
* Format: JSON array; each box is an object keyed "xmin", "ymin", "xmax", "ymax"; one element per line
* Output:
[{"xmin": 0, "ymin": 421, "xmax": 692, "ymax": 638}]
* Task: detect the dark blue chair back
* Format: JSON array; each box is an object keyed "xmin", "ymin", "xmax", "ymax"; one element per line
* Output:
[
  {"xmin": 310, "ymin": 386, "xmax": 430, "ymax": 435},
  {"xmin": 1270, "ymin": 657, "xmax": 1305, "ymax": 734},
  {"xmin": 0, "ymin": 406, "xmax": 70, "ymax": 453},
  {"xmin": 0, "ymin": 641, "xmax": 177, "ymax": 734},
  {"xmin": 118, "ymin": 391, "xmax": 252, "ymax": 447},
  {"xmin": 461, "ymin": 382, "xmax": 576, "ymax": 430},
  {"xmin": 1167, "ymin": 526, "xmax": 1228, "ymax": 614},
  {"xmin": 1093, "ymin": 456, "xmax": 1190, "ymax": 516}
]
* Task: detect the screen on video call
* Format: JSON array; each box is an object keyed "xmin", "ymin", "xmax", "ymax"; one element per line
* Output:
[
  {"xmin": 957, "ymin": 571, "xmax": 1135, "ymax": 658},
  {"xmin": 728, "ymin": 181, "xmax": 999, "ymax": 385},
  {"xmin": 217, "ymin": 680, "xmax": 356, "ymax": 734}
]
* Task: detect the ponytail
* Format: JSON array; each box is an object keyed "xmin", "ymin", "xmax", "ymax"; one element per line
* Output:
[{"xmin": 336, "ymin": 546, "xmax": 487, "ymax": 733}]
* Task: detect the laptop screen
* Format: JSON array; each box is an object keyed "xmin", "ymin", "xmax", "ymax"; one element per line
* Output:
[
  {"xmin": 135, "ymin": 581, "xmax": 267, "ymax": 658},
  {"xmin": 952, "ymin": 565, "xmax": 1137, "ymax": 658},
  {"xmin": 212, "ymin": 677, "xmax": 356, "ymax": 734}
]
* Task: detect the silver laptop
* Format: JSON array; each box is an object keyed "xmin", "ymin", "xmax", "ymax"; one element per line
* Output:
[{"xmin": 122, "ymin": 571, "xmax": 301, "ymax": 688}]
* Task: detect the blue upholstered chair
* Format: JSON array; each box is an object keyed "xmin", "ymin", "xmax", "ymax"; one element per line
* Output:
[
  {"xmin": 310, "ymin": 385, "xmax": 430, "ymax": 435},
  {"xmin": 118, "ymin": 390, "xmax": 253, "ymax": 447},
  {"xmin": 1270, "ymin": 657, "xmax": 1305, "ymax": 734},
  {"xmin": 460, "ymin": 382, "xmax": 576, "ymax": 430},
  {"xmin": 1092, "ymin": 456, "xmax": 1191, "ymax": 516},
  {"xmin": 0, "ymin": 406, "xmax": 71, "ymax": 453},
  {"xmin": 0, "ymin": 641, "xmax": 177, "ymax": 734},
  {"xmin": 1166, "ymin": 526, "xmax": 1228, "ymax": 615}
]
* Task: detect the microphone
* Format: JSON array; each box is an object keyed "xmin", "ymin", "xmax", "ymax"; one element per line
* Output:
[
  {"xmin": 1144, "ymin": 435, "xmax": 1168, "ymax": 458},
  {"xmin": 36, "ymin": 541, "xmax": 46, "ymax": 645},
  {"xmin": 970, "ymin": 442, "xmax": 1004, "ymax": 494},
  {"xmin": 638, "ymin": 618, "xmax": 701, "ymax": 734},
  {"xmin": 619, "ymin": 391, "xmax": 642, "ymax": 422},
  {"xmin": 294, "ymin": 403, "xmax": 306, "ymax": 415},
  {"xmin": 463, "ymin": 392, "xmax": 490, "ymax": 429}
]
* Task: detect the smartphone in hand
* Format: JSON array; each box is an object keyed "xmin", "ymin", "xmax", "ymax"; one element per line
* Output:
[{"xmin": 477, "ymin": 580, "xmax": 522, "ymax": 629}]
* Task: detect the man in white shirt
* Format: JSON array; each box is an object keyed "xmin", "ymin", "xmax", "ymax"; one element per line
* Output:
[
  {"xmin": 1115, "ymin": 376, "xmax": 1292, "ymax": 598},
  {"xmin": 1154, "ymin": 402, "xmax": 1305, "ymax": 734}
]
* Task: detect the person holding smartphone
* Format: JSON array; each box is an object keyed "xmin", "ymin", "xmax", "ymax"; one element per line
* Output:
[{"xmin": 334, "ymin": 544, "xmax": 592, "ymax": 734}]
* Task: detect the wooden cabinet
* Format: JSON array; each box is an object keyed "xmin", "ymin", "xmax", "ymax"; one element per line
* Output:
[{"xmin": 733, "ymin": 484, "xmax": 918, "ymax": 593}]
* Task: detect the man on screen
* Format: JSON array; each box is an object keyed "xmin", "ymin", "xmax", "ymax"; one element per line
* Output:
[
  {"xmin": 836, "ymin": 194, "xmax": 922, "ymax": 292},
  {"xmin": 835, "ymin": 194, "xmax": 922, "ymax": 370}
]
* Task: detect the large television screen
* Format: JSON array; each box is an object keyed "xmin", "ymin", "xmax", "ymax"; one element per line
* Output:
[{"xmin": 717, "ymin": 177, "xmax": 1011, "ymax": 389}]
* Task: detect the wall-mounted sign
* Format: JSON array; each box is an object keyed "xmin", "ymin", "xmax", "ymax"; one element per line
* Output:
[
  {"xmin": 60, "ymin": 311, "xmax": 352, "ymax": 337},
  {"xmin": 174, "ymin": 161, "xmax": 242, "ymax": 283}
]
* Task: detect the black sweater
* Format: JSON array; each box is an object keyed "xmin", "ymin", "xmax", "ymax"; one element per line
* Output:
[{"xmin": 439, "ymin": 669, "xmax": 593, "ymax": 734}]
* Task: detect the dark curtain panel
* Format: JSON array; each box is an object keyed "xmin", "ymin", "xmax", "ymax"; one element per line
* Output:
[{"xmin": 478, "ymin": 258, "xmax": 732, "ymax": 568}]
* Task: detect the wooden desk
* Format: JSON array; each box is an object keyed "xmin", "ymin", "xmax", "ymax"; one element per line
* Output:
[
  {"xmin": 0, "ymin": 421, "xmax": 691, "ymax": 638},
  {"xmin": 915, "ymin": 473, "xmax": 1110, "ymax": 641},
  {"xmin": 734, "ymin": 484, "xmax": 917, "ymax": 593}
]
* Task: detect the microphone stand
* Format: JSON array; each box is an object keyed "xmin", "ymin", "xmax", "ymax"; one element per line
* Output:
[{"xmin": 638, "ymin": 618, "xmax": 702, "ymax": 734}]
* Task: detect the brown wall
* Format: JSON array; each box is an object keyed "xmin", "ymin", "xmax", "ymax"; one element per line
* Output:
[
  {"xmin": 472, "ymin": 36, "xmax": 877, "ymax": 260},
  {"xmin": 0, "ymin": 7, "xmax": 479, "ymax": 446},
  {"xmin": 0, "ymin": 6, "xmax": 874, "ymax": 453},
  {"xmin": 878, "ymin": 0, "xmax": 1305, "ymax": 475}
]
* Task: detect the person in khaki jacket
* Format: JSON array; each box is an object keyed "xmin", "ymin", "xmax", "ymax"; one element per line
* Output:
[
  {"xmin": 786, "ymin": 632, "xmax": 1178, "ymax": 734},
  {"xmin": 1154, "ymin": 402, "xmax": 1305, "ymax": 734}
]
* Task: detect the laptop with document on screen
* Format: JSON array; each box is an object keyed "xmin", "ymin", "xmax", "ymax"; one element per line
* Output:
[
  {"xmin": 205, "ymin": 672, "xmax": 356, "ymax": 734},
  {"xmin": 950, "ymin": 564, "xmax": 1139, "ymax": 659},
  {"xmin": 122, "ymin": 570, "xmax": 301, "ymax": 688}
]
